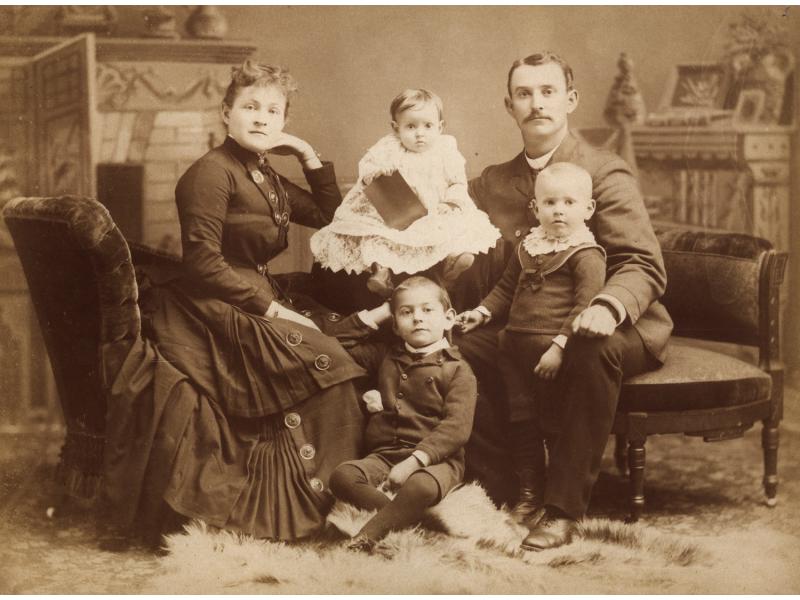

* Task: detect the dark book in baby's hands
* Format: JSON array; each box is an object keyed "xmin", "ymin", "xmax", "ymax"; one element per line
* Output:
[{"xmin": 363, "ymin": 171, "xmax": 427, "ymax": 231}]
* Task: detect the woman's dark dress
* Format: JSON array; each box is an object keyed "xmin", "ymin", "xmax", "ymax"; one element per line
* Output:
[{"xmin": 103, "ymin": 137, "xmax": 368, "ymax": 541}]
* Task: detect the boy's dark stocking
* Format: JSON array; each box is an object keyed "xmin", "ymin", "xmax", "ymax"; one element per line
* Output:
[
  {"xmin": 508, "ymin": 418, "xmax": 547, "ymax": 526},
  {"xmin": 359, "ymin": 471, "xmax": 440, "ymax": 541},
  {"xmin": 329, "ymin": 464, "xmax": 392, "ymax": 511}
]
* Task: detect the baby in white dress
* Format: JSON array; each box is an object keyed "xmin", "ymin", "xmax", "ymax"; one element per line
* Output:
[{"xmin": 310, "ymin": 89, "xmax": 500, "ymax": 297}]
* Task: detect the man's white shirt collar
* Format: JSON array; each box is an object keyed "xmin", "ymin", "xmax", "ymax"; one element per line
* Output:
[{"xmin": 524, "ymin": 128, "xmax": 568, "ymax": 170}]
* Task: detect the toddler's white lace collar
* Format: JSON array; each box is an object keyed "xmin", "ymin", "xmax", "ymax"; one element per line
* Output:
[{"xmin": 522, "ymin": 224, "xmax": 597, "ymax": 257}]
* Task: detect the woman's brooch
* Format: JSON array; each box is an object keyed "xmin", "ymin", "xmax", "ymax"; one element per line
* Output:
[{"xmin": 251, "ymin": 170, "xmax": 265, "ymax": 184}]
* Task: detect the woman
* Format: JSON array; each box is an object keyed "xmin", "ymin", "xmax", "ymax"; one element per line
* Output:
[{"xmin": 103, "ymin": 61, "xmax": 378, "ymax": 543}]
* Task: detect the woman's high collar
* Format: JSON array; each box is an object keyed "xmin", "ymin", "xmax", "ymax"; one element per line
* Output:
[{"xmin": 224, "ymin": 135, "xmax": 263, "ymax": 165}]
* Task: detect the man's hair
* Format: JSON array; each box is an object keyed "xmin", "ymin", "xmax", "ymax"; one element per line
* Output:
[
  {"xmin": 506, "ymin": 51, "xmax": 575, "ymax": 96},
  {"xmin": 534, "ymin": 162, "xmax": 593, "ymax": 202},
  {"xmin": 389, "ymin": 88, "xmax": 444, "ymax": 122},
  {"xmin": 390, "ymin": 275, "xmax": 453, "ymax": 314},
  {"xmin": 223, "ymin": 59, "xmax": 298, "ymax": 117}
]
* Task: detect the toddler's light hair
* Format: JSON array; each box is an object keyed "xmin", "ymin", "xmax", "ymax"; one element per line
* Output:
[
  {"xmin": 534, "ymin": 162, "xmax": 593, "ymax": 203},
  {"xmin": 389, "ymin": 89, "xmax": 444, "ymax": 122}
]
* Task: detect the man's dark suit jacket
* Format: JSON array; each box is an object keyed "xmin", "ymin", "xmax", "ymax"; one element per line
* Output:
[{"xmin": 464, "ymin": 131, "xmax": 672, "ymax": 363}]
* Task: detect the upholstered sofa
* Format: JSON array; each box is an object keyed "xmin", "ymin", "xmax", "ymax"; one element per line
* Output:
[{"xmin": 2, "ymin": 195, "xmax": 788, "ymax": 521}]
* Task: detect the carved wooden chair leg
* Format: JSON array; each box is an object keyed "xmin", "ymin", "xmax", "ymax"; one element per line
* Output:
[
  {"xmin": 761, "ymin": 419, "xmax": 779, "ymax": 507},
  {"xmin": 626, "ymin": 435, "xmax": 646, "ymax": 523},
  {"xmin": 613, "ymin": 433, "xmax": 628, "ymax": 476}
]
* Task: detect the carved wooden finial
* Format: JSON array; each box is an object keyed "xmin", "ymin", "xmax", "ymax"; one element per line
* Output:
[{"xmin": 604, "ymin": 52, "xmax": 647, "ymax": 127}]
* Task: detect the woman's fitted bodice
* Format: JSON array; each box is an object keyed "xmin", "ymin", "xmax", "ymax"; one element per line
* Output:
[{"xmin": 174, "ymin": 136, "xmax": 342, "ymax": 314}]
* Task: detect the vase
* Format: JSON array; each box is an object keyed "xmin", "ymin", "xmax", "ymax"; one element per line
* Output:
[
  {"xmin": 142, "ymin": 6, "xmax": 178, "ymax": 39},
  {"xmin": 185, "ymin": 6, "xmax": 228, "ymax": 40}
]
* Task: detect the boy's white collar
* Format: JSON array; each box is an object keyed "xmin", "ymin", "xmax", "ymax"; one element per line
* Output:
[
  {"xmin": 405, "ymin": 337, "xmax": 451, "ymax": 356},
  {"xmin": 522, "ymin": 224, "xmax": 596, "ymax": 257}
]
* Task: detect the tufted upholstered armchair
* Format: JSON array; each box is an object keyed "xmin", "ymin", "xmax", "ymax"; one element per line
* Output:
[
  {"xmin": 614, "ymin": 229, "xmax": 788, "ymax": 521},
  {"xmin": 2, "ymin": 196, "xmax": 789, "ymax": 524},
  {"xmin": 2, "ymin": 196, "xmax": 140, "ymax": 499}
]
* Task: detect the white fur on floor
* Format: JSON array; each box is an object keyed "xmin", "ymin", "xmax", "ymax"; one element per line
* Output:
[{"xmin": 149, "ymin": 483, "xmax": 714, "ymax": 594}]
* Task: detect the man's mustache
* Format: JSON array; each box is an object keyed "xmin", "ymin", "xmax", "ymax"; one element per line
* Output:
[{"xmin": 524, "ymin": 112, "xmax": 549, "ymax": 122}]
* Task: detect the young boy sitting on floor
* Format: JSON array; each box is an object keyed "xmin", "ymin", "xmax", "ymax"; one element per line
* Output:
[{"xmin": 329, "ymin": 276, "xmax": 478, "ymax": 552}]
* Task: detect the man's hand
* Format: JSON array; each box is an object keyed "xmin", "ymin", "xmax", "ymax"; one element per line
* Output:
[
  {"xmin": 456, "ymin": 309, "xmax": 485, "ymax": 334},
  {"xmin": 571, "ymin": 304, "xmax": 617, "ymax": 338},
  {"xmin": 534, "ymin": 343, "xmax": 563, "ymax": 380},
  {"xmin": 266, "ymin": 132, "xmax": 322, "ymax": 170},
  {"xmin": 387, "ymin": 456, "xmax": 420, "ymax": 491}
]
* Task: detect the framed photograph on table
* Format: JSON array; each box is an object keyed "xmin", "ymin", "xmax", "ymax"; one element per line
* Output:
[
  {"xmin": 732, "ymin": 89, "xmax": 766, "ymax": 126},
  {"xmin": 660, "ymin": 63, "xmax": 731, "ymax": 111}
]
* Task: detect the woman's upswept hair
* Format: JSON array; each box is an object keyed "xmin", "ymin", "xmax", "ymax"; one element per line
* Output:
[
  {"xmin": 389, "ymin": 88, "xmax": 444, "ymax": 122},
  {"xmin": 223, "ymin": 59, "xmax": 298, "ymax": 116}
]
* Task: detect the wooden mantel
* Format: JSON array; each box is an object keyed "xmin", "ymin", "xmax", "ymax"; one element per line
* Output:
[{"xmin": 0, "ymin": 35, "xmax": 256, "ymax": 64}]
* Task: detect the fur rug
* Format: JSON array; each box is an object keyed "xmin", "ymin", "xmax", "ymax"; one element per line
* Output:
[{"xmin": 149, "ymin": 483, "xmax": 714, "ymax": 594}]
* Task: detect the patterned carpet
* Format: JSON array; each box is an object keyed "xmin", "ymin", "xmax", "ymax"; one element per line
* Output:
[{"xmin": 1, "ymin": 383, "xmax": 799, "ymax": 593}]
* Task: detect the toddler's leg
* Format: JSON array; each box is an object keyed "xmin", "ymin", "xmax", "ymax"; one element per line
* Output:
[
  {"xmin": 441, "ymin": 252, "xmax": 476, "ymax": 286},
  {"xmin": 499, "ymin": 330, "xmax": 549, "ymax": 526},
  {"xmin": 508, "ymin": 420, "xmax": 547, "ymax": 526},
  {"xmin": 366, "ymin": 262, "xmax": 394, "ymax": 298},
  {"xmin": 329, "ymin": 463, "xmax": 392, "ymax": 511},
  {"xmin": 358, "ymin": 471, "xmax": 440, "ymax": 542}
]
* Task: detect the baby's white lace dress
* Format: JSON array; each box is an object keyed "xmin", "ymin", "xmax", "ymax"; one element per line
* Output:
[{"xmin": 310, "ymin": 134, "xmax": 500, "ymax": 274}]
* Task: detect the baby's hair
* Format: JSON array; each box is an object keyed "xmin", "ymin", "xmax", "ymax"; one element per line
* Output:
[
  {"xmin": 534, "ymin": 162, "xmax": 593, "ymax": 203},
  {"xmin": 507, "ymin": 51, "xmax": 575, "ymax": 96},
  {"xmin": 223, "ymin": 59, "xmax": 298, "ymax": 117},
  {"xmin": 389, "ymin": 89, "xmax": 444, "ymax": 122},
  {"xmin": 390, "ymin": 275, "xmax": 453, "ymax": 314}
]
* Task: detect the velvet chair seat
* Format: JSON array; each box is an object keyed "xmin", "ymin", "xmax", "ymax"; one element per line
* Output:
[{"xmin": 620, "ymin": 337, "xmax": 771, "ymax": 413}]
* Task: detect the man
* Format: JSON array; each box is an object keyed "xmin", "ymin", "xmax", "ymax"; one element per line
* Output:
[{"xmin": 455, "ymin": 51, "xmax": 672, "ymax": 551}]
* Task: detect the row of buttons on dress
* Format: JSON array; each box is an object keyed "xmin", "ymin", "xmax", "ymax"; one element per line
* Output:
[
  {"xmin": 283, "ymin": 411, "xmax": 324, "ymax": 492},
  {"xmin": 299, "ymin": 309, "xmax": 342, "ymax": 323},
  {"xmin": 286, "ymin": 332, "xmax": 330, "ymax": 369},
  {"xmin": 283, "ymin": 413, "xmax": 316, "ymax": 458},
  {"xmin": 251, "ymin": 182, "xmax": 289, "ymax": 226}
]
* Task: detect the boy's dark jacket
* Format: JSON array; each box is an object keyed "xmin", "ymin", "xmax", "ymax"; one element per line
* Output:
[
  {"xmin": 353, "ymin": 344, "xmax": 477, "ymax": 465},
  {"xmin": 466, "ymin": 131, "xmax": 673, "ymax": 362}
]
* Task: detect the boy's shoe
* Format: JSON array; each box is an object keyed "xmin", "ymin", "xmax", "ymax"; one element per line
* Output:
[
  {"xmin": 509, "ymin": 468, "xmax": 546, "ymax": 526},
  {"xmin": 366, "ymin": 265, "xmax": 394, "ymax": 298},
  {"xmin": 520, "ymin": 506, "xmax": 577, "ymax": 551},
  {"xmin": 345, "ymin": 534, "xmax": 377, "ymax": 554},
  {"xmin": 441, "ymin": 252, "xmax": 475, "ymax": 285}
]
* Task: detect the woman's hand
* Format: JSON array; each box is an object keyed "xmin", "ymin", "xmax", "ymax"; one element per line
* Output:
[
  {"xmin": 265, "ymin": 132, "xmax": 322, "ymax": 170},
  {"xmin": 456, "ymin": 309, "xmax": 485, "ymax": 334},
  {"xmin": 387, "ymin": 456, "xmax": 420, "ymax": 491},
  {"xmin": 266, "ymin": 301, "xmax": 320, "ymax": 331},
  {"xmin": 534, "ymin": 343, "xmax": 563, "ymax": 380}
]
